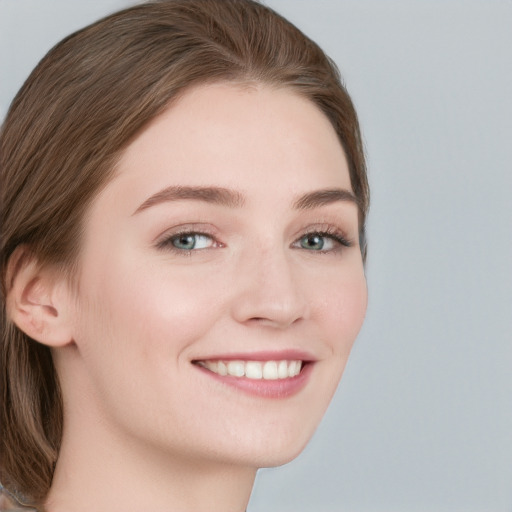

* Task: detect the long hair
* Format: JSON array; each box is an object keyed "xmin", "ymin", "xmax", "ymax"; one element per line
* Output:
[{"xmin": 0, "ymin": 0, "xmax": 368, "ymax": 504}]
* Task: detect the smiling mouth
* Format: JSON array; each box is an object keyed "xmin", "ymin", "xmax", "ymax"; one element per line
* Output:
[{"xmin": 194, "ymin": 360, "xmax": 304, "ymax": 380}]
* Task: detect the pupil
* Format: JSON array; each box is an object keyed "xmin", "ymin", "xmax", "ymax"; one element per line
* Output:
[
  {"xmin": 175, "ymin": 235, "xmax": 195, "ymax": 249},
  {"xmin": 303, "ymin": 235, "xmax": 324, "ymax": 250}
]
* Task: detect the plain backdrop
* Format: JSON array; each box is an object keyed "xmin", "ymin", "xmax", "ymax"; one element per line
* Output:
[{"xmin": 1, "ymin": 1, "xmax": 511, "ymax": 511}]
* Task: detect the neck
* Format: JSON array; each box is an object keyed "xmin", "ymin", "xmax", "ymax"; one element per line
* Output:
[{"xmin": 45, "ymin": 396, "xmax": 256, "ymax": 512}]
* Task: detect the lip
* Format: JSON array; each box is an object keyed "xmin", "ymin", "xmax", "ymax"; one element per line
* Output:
[
  {"xmin": 192, "ymin": 350, "xmax": 316, "ymax": 399},
  {"xmin": 192, "ymin": 349, "xmax": 316, "ymax": 363}
]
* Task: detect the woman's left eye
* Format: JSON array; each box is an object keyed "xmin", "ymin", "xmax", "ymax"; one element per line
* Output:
[
  {"xmin": 293, "ymin": 232, "xmax": 351, "ymax": 252},
  {"xmin": 160, "ymin": 232, "xmax": 215, "ymax": 251}
]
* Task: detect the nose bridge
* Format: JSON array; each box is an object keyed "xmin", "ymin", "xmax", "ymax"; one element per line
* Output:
[{"xmin": 231, "ymin": 238, "xmax": 308, "ymax": 327}]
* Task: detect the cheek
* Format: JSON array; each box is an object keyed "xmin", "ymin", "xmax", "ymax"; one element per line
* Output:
[
  {"xmin": 70, "ymin": 256, "xmax": 228, "ymax": 431},
  {"xmin": 316, "ymin": 270, "xmax": 368, "ymax": 356},
  {"xmin": 76, "ymin": 253, "xmax": 224, "ymax": 360}
]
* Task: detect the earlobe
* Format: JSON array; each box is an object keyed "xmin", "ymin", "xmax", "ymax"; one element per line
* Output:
[{"xmin": 6, "ymin": 246, "xmax": 74, "ymax": 348}]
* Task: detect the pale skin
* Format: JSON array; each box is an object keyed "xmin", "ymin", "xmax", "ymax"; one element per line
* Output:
[{"xmin": 8, "ymin": 83, "xmax": 367, "ymax": 511}]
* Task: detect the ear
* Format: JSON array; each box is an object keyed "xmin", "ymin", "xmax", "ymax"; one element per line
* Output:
[{"xmin": 6, "ymin": 246, "xmax": 74, "ymax": 348}]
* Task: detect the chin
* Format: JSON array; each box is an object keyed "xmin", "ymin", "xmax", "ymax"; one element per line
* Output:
[
  {"xmin": 257, "ymin": 442, "xmax": 311, "ymax": 468},
  {"xmin": 227, "ymin": 420, "xmax": 321, "ymax": 469}
]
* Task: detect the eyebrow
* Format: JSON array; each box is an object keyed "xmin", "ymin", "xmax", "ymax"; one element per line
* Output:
[
  {"xmin": 133, "ymin": 185, "xmax": 359, "ymax": 215},
  {"xmin": 292, "ymin": 188, "xmax": 360, "ymax": 210},
  {"xmin": 133, "ymin": 185, "xmax": 245, "ymax": 214}
]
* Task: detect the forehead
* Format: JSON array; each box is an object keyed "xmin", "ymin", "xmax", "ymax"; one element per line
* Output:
[{"xmin": 107, "ymin": 82, "xmax": 352, "ymax": 209}]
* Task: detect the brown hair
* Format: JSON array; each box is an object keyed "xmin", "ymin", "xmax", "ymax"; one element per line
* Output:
[{"xmin": 0, "ymin": 0, "xmax": 369, "ymax": 504}]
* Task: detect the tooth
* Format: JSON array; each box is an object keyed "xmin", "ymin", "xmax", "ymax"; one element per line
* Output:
[
  {"xmin": 245, "ymin": 361, "xmax": 263, "ymax": 379},
  {"xmin": 217, "ymin": 361, "xmax": 228, "ymax": 376},
  {"xmin": 263, "ymin": 361, "xmax": 278, "ymax": 380},
  {"xmin": 289, "ymin": 360, "xmax": 301, "ymax": 377},
  {"xmin": 196, "ymin": 361, "xmax": 216, "ymax": 373},
  {"xmin": 205, "ymin": 361, "xmax": 218, "ymax": 373},
  {"xmin": 199, "ymin": 359, "xmax": 304, "ymax": 379},
  {"xmin": 227, "ymin": 361, "xmax": 245, "ymax": 377},
  {"xmin": 277, "ymin": 360, "xmax": 288, "ymax": 379}
]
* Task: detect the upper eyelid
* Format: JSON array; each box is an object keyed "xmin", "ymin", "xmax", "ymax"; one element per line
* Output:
[
  {"xmin": 293, "ymin": 223, "xmax": 353, "ymax": 241},
  {"xmin": 155, "ymin": 231, "xmax": 220, "ymax": 254},
  {"xmin": 153, "ymin": 221, "xmax": 354, "ymax": 247},
  {"xmin": 293, "ymin": 232, "xmax": 352, "ymax": 249},
  {"xmin": 153, "ymin": 223, "xmax": 219, "ymax": 244}
]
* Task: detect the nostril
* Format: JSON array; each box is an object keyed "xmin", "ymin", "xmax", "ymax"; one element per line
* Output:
[
  {"xmin": 245, "ymin": 315, "xmax": 303, "ymax": 329},
  {"xmin": 245, "ymin": 317, "xmax": 270, "ymax": 326}
]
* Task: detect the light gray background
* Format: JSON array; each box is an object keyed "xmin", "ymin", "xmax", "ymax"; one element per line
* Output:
[{"xmin": 1, "ymin": 1, "xmax": 511, "ymax": 511}]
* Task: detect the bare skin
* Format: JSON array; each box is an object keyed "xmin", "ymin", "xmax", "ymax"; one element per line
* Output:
[{"xmin": 12, "ymin": 83, "xmax": 367, "ymax": 512}]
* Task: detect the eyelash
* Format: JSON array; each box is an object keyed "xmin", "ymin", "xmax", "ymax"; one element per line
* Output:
[
  {"xmin": 156, "ymin": 225, "xmax": 352, "ymax": 255},
  {"xmin": 294, "ymin": 227, "xmax": 353, "ymax": 253},
  {"xmin": 156, "ymin": 229, "xmax": 220, "ymax": 254}
]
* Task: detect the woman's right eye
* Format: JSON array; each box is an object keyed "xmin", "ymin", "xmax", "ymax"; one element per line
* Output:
[{"xmin": 158, "ymin": 232, "xmax": 216, "ymax": 252}]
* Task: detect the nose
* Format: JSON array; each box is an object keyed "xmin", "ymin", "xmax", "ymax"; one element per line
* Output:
[{"xmin": 230, "ymin": 245, "xmax": 309, "ymax": 329}]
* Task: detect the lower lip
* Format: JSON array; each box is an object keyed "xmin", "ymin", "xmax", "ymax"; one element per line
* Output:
[{"xmin": 194, "ymin": 362, "xmax": 314, "ymax": 399}]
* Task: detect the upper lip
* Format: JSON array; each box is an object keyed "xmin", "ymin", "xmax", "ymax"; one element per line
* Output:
[{"xmin": 192, "ymin": 349, "xmax": 317, "ymax": 363}]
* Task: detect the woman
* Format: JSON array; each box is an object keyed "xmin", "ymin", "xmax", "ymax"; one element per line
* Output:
[{"xmin": 0, "ymin": 0, "xmax": 369, "ymax": 510}]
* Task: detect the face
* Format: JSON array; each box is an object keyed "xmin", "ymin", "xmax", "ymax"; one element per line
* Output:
[{"xmin": 67, "ymin": 83, "xmax": 367, "ymax": 469}]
